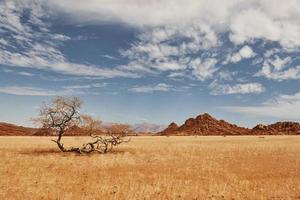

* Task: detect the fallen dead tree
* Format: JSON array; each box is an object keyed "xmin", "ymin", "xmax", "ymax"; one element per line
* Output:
[{"xmin": 33, "ymin": 96, "xmax": 130, "ymax": 154}]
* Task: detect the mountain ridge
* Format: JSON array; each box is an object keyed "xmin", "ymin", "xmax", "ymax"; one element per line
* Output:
[
  {"xmin": 1, "ymin": 114, "xmax": 300, "ymax": 136},
  {"xmin": 159, "ymin": 113, "xmax": 300, "ymax": 135}
]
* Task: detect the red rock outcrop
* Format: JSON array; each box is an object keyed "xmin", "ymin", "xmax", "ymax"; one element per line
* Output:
[
  {"xmin": 159, "ymin": 113, "xmax": 300, "ymax": 135},
  {"xmin": 1, "ymin": 116, "xmax": 300, "ymax": 136},
  {"xmin": 160, "ymin": 113, "xmax": 249, "ymax": 135},
  {"xmin": 0, "ymin": 123, "xmax": 105, "ymax": 136},
  {"xmin": 0, "ymin": 122, "xmax": 36, "ymax": 136},
  {"xmin": 160, "ymin": 122, "xmax": 179, "ymax": 135},
  {"xmin": 250, "ymin": 122, "xmax": 300, "ymax": 135}
]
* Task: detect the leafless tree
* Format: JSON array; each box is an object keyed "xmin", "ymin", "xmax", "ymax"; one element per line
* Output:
[
  {"xmin": 34, "ymin": 96, "xmax": 130, "ymax": 153},
  {"xmin": 108, "ymin": 124, "xmax": 133, "ymax": 136}
]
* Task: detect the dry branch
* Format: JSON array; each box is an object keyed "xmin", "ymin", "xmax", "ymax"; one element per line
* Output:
[{"xmin": 34, "ymin": 96, "xmax": 130, "ymax": 154}]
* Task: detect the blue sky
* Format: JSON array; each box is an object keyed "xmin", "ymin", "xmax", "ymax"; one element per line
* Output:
[{"xmin": 0, "ymin": 0, "xmax": 300, "ymax": 127}]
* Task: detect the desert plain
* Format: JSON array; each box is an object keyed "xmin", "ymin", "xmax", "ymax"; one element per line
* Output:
[{"xmin": 0, "ymin": 136, "xmax": 299, "ymax": 200}]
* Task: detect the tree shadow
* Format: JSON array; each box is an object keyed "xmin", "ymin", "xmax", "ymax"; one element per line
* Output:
[
  {"xmin": 18, "ymin": 148, "xmax": 131, "ymax": 156},
  {"xmin": 18, "ymin": 148, "xmax": 62, "ymax": 156}
]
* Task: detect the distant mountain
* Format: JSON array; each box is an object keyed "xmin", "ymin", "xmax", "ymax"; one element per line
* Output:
[
  {"xmin": 133, "ymin": 123, "xmax": 167, "ymax": 133},
  {"xmin": 159, "ymin": 113, "xmax": 300, "ymax": 135},
  {"xmin": 33, "ymin": 126, "xmax": 105, "ymax": 136},
  {"xmin": 1, "ymin": 115, "xmax": 300, "ymax": 136},
  {"xmin": 100, "ymin": 122, "xmax": 117, "ymax": 129},
  {"xmin": 0, "ymin": 122, "xmax": 36, "ymax": 136},
  {"xmin": 160, "ymin": 113, "xmax": 249, "ymax": 135},
  {"xmin": 101, "ymin": 122, "xmax": 166, "ymax": 133},
  {"xmin": 0, "ymin": 123, "xmax": 103, "ymax": 136},
  {"xmin": 161, "ymin": 122, "xmax": 179, "ymax": 134},
  {"xmin": 250, "ymin": 122, "xmax": 300, "ymax": 135},
  {"xmin": 0, "ymin": 121, "xmax": 165, "ymax": 136}
]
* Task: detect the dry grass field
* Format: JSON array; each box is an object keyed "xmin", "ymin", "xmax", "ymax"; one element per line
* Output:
[{"xmin": 0, "ymin": 136, "xmax": 300, "ymax": 200}]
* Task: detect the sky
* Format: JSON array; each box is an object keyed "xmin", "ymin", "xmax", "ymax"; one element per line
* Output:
[{"xmin": 0, "ymin": 0, "xmax": 300, "ymax": 128}]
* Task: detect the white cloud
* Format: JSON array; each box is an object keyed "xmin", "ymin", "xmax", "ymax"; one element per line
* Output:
[
  {"xmin": 216, "ymin": 71, "xmax": 236, "ymax": 81},
  {"xmin": 46, "ymin": 0, "xmax": 300, "ymax": 79},
  {"xmin": 229, "ymin": 9, "xmax": 281, "ymax": 45},
  {"xmin": 46, "ymin": 0, "xmax": 300, "ymax": 49},
  {"xmin": 0, "ymin": 38, "xmax": 9, "ymax": 46},
  {"xmin": 190, "ymin": 58, "xmax": 218, "ymax": 81},
  {"xmin": 0, "ymin": 1, "xmax": 137, "ymax": 78},
  {"xmin": 257, "ymin": 65, "xmax": 300, "ymax": 81},
  {"xmin": 167, "ymin": 72, "xmax": 187, "ymax": 79},
  {"xmin": 264, "ymin": 49, "xmax": 281, "ymax": 58},
  {"xmin": 210, "ymin": 82, "xmax": 265, "ymax": 95},
  {"xmin": 62, "ymin": 83, "xmax": 107, "ymax": 89},
  {"xmin": 223, "ymin": 92, "xmax": 300, "ymax": 120},
  {"xmin": 120, "ymin": 23, "xmax": 218, "ymax": 73},
  {"xmin": 47, "ymin": 0, "xmax": 206, "ymax": 27},
  {"xmin": 2, "ymin": 0, "xmax": 300, "ymax": 83},
  {"xmin": 229, "ymin": 5, "xmax": 300, "ymax": 49},
  {"xmin": 0, "ymin": 49, "xmax": 137, "ymax": 78},
  {"xmin": 101, "ymin": 55, "xmax": 119, "ymax": 60},
  {"xmin": 239, "ymin": 46, "xmax": 255, "ymax": 58},
  {"xmin": 227, "ymin": 45, "xmax": 255, "ymax": 63},
  {"xmin": 130, "ymin": 83, "xmax": 172, "ymax": 93},
  {"xmin": 17, "ymin": 71, "xmax": 34, "ymax": 77},
  {"xmin": 255, "ymin": 56, "xmax": 300, "ymax": 81},
  {"xmin": 0, "ymin": 83, "xmax": 108, "ymax": 96},
  {"xmin": 0, "ymin": 86, "xmax": 75, "ymax": 96},
  {"xmin": 269, "ymin": 56, "xmax": 292, "ymax": 71},
  {"xmin": 2, "ymin": 68, "xmax": 34, "ymax": 77}
]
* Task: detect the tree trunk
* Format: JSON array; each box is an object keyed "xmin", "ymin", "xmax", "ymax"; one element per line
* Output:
[{"xmin": 56, "ymin": 130, "xmax": 67, "ymax": 152}]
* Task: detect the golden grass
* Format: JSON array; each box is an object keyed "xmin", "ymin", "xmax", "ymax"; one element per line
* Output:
[{"xmin": 0, "ymin": 136, "xmax": 300, "ymax": 199}]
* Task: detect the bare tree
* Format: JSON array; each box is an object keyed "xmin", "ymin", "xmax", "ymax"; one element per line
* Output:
[
  {"xmin": 109, "ymin": 124, "xmax": 133, "ymax": 136},
  {"xmin": 34, "ymin": 96, "xmax": 130, "ymax": 153}
]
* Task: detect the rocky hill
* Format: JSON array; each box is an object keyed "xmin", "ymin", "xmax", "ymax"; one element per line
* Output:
[
  {"xmin": 1, "ymin": 115, "xmax": 300, "ymax": 136},
  {"xmin": 0, "ymin": 123, "xmax": 104, "ymax": 136},
  {"xmin": 160, "ymin": 113, "xmax": 249, "ymax": 135},
  {"xmin": 32, "ymin": 126, "xmax": 104, "ymax": 136},
  {"xmin": 159, "ymin": 113, "xmax": 300, "ymax": 135},
  {"xmin": 250, "ymin": 122, "xmax": 300, "ymax": 135},
  {"xmin": 0, "ymin": 122, "xmax": 36, "ymax": 136},
  {"xmin": 133, "ymin": 123, "xmax": 166, "ymax": 133},
  {"xmin": 161, "ymin": 122, "xmax": 179, "ymax": 134}
]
